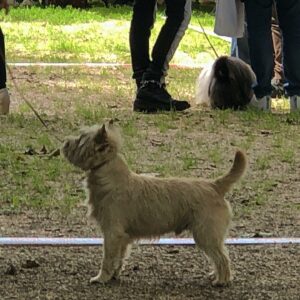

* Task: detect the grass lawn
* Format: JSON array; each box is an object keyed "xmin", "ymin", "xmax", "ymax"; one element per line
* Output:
[
  {"xmin": 0, "ymin": 7, "xmax": 299, "ymax": 299},
  {"xmin": 1, "ymin": 64, "xmax": 299, "ymax": 217},
  {"xmin": 0, "ymin": 4, "xmax": 299, "ymax": 231},
  {"xmin": 1, "ymin": 6, "xmax": 228, "ymax": 64}
]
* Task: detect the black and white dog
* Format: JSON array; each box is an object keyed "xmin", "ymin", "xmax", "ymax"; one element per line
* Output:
[{"xmin": 195, "ymin": 56, "xmax": 256, "ymax": 110}]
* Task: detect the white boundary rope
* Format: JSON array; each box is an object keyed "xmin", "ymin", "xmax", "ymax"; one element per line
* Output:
[
  {"xmin": 0, "ymin": 237, "xmax": 299, "ymax": 247},
  {"xmin": 7, "ymin": 62, "xmax": 203, "ymax": 69},
  {"xmin": 7, "ymin": 62, "xmax": 132, "ymax": 67}
]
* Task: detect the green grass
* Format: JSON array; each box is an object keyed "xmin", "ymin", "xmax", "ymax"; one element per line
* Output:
[
  {"xmin": 0, "ymin": 5, "xmax": 299, "ymax": 237},
  {"xmin": 1, "ymin": 67, "xmax": 299, "ymax": 220},
  {"xmin": 2, "ymin": 88, "xmax": 299, "ymax": 213},
  {"xmin": 1, "ymin": 6, "xmax": 229, "ymax": 63}
]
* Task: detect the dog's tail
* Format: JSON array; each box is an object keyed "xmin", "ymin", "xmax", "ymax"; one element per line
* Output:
[{"xmin": 214, "ymin": 150, "xmax": 247, "ymax": 196}]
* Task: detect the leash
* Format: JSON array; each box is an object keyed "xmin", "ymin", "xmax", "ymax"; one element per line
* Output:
[
  {"xmin": 1, "ymin": 9, "xmax": 63, "ymax": 144},
  {"xmin": 196, "ymin": 17, "xmax": 219, "ymax": 59},
  {"xmin": 161, "ymin": 13, "xmax": 220, "ymax": 59},
  {"xmin": 0, "ymin": 47, "xmax": 63, "ymax": 144},
  {"xmin": 6, "ymin": 62, "xmax": 63, "ymax": 143}
]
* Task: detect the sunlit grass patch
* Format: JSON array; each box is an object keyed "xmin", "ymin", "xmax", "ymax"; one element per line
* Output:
[{"xmin": 2, "ymin": 6, "xmax": 228, "ymax": 64}]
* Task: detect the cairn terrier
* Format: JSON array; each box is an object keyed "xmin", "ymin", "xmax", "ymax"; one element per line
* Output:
[
  {"xmin": 195, "ymin": 55, "xmax": 256, "ymax": 110},
  {"xmin": 62, "ymin": 121, "xmax": 247, "ymax": 286}
]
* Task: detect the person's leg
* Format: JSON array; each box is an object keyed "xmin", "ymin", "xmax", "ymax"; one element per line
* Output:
[
  {"xmin": 271, "ymin": 3, "xmax": 284, "ymax": 83},
  {"xmin": 275, "ymin": 0, "xmax": 300, "ymax": 110},
  {"xmin": 129, "ymin": 0, "xmax": 157, "ymax": 88},
  {"xmin": 0, "ymin": 27, "xmax": 7, "ymax": 89},
  {"xmin": 235, "ymin": 37, "xmax": 251, "ymax": 65},
  {"xmin": 0, "ymin": 27, "xmax": 10, "ymax": 115},
  {"xmin": 271, "ymin": 2, "xmax": 285, "ymax": 97},
  {"xmin": 134, "ymin": 0, "xmax": 192, "ymax": 112},
  {"xmin": 231, "ymin": 23, "xmax": 251, "ymax": 65},
  {"xmin": 245, "ymin": 0, "xmax": 273, "ymax": 111},
  {"xmin": 144, "ymin": 0, "xmax": 192, "ymax": 84},
  {"xmin": 230, "ymin": 37, "xmax": 238, "ymax": 57}
]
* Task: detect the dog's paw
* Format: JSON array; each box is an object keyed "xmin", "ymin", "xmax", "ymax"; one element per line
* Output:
[
  {"xmin": 211, "ymin": 279, "xmax": 231, "ymax": 287},
  {"xmin": 90, "ymin": 275, "xmax": 103, "ymax": 284},
  {"xmin": 208, "ymin": 271, "xmax": 216, "ymax": 281},
  {"xmin": 90, "ymin": 272, "xmax": 115, "ymax": 285}
]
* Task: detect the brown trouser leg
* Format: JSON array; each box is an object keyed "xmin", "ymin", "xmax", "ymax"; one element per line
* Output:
[{"xmin": 271, "ymin": 3, "xmax": 284, "ymax": 83}]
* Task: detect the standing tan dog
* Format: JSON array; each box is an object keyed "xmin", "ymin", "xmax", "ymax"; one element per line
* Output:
[{"xmin": 62, "ymin": 121, "xmax": 247, "ymax": 286}]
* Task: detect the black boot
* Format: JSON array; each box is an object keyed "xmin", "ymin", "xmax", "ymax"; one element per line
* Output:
[{"xmin": 133, "ymin": 80, "xmax": 190, "ymax": 113}]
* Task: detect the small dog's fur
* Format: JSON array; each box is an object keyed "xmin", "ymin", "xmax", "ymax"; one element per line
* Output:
[
  {"xmin": 195, "ymin": 55, "xmax": 256, "ymax": 110},
  {"xmin": 62, "ymin": 121, "xmax": 247, "ymax": 286}
]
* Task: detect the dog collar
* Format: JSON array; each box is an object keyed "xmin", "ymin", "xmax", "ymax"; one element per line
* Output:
[{"xmin": 90, "ymin": 160, "xmax": 109, "ymax": 172}]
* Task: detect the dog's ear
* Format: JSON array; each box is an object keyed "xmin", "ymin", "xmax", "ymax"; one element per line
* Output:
[
  {"xmin": 94, "ymin": 124, "xmax": 107, "ymax": 145},
  {"xmin": 108, "ymin": 119, "xmax": 114, "ymax": 126}
]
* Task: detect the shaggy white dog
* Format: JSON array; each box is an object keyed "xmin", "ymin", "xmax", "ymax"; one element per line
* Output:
[{"xmin": 195, "ymin": 56, "xmax": 256, "ymax": 110}]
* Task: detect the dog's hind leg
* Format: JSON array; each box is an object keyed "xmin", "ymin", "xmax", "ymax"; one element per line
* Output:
[
  {"xmin": 112, "ymin": 243, "xmax": 132, "ymax": 280},
  {"xmin": 90, "ymin": 232, "xmax": 130, "ymax": 284},
  {"xmin": 192, "ymin": 224, "xmax": 231, "ymax": 286},
  {"xmin": 204, "ymin": 245, "xmax": 231, "ymax": 286}
]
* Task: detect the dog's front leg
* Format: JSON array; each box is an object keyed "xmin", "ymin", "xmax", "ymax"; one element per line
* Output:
[{"xmin": 90, "ymin": 233, "xmax": 130, "ymax": 284}]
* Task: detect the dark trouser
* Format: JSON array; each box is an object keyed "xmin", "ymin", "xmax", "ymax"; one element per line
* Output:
[
  {"xmin": 232, "ymin": 3, "xmax": 284, "ymax": 82},
  {"xmin": 0, "ymin": 27, "xmax": 7, "ymax": 89},
  {"xmin": 245, "ymin": 0, "xmax": 300, "ymax": 98},
  {"xmin": 231, "ymin": 23, "xmax": 251, "ymax": 65},
  {"xmin": 129, "ymin": 0, "xmax": 191, "ymax": 87}
]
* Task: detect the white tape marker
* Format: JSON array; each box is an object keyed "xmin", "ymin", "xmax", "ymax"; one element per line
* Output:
[{"xmin": 0, "ymin": 237, "xmax": 299, "ymax": 247}]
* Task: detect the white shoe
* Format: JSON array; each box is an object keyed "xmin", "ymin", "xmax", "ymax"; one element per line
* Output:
[
  {"xmin": 0, "ymin": 88, "xmax": 10, "ymax": 115},
  {"xmin": 249, "ymin": 95, "xmax": 271, "ymax": 112},
  {"xmin": 290, "ymin": 95, "xmax": 300, "ymax": 112}
]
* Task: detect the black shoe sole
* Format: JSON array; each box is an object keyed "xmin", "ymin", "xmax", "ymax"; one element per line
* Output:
[{"xmin": 133, "ymin": 98, "xmax": 190, "ymax": 113}]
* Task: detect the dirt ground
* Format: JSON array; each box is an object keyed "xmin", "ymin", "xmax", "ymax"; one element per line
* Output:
[
  {"xmin": 0, "ymin": 244, "xmax": 299, "ymax": 300},
  {"xmin": 1, "ymin": 67, "xmax": 300, "ymax": 299},
  {"xmin": 0, "ymin": 208, "xmax": 299, "ymax": 300}
]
